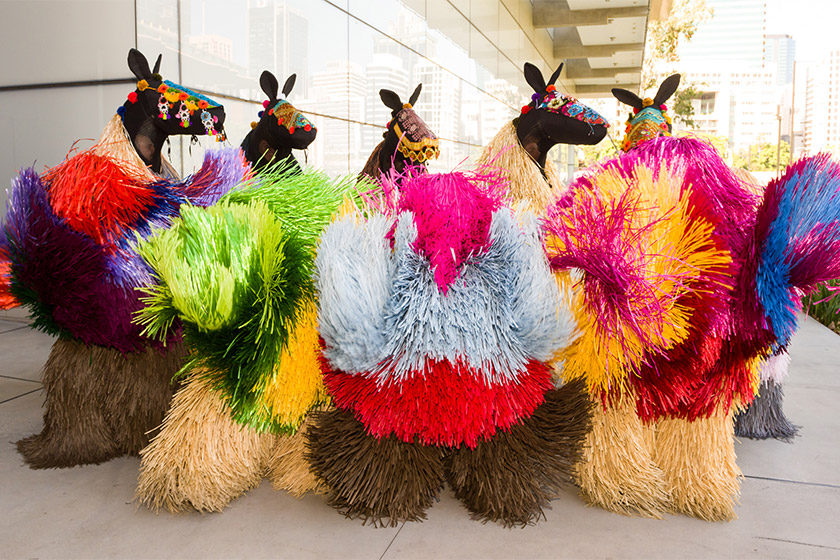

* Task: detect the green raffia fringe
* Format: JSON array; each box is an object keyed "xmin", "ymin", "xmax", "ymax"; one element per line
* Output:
[{"xmin": 135, "ymin": 164, "xmax": 363, "ymax": 433}]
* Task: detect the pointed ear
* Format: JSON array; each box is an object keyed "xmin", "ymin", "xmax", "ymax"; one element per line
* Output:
[
  {"xmin": 547, "ymin": 62, "xmax": 564, "ymax": 86},
  {"xmin": 152, "ymin": 54, "xmax": 162, "ymax": 75},
  {"xmin": 654, "ymin": 74, "xmax": 681, "ymax": 105},
  {"xmin": 281, "ymin": 73, "xmax": 296, "ymax": 97},
  {"xmin": 380, "ymin": 89, "xmax": 403, "ymax": 112},
  {"xmin": 127, "ymin": 48, "xmax": 153, "ymax": 81},
  {"xmin": 408, "ymin": 83, "xmax": 422, "ymax": 106},
  {"xmin": 524, "ymin": 62, "xmax": 546, "ymax": 93},
  {"xmin": 612, "ymin": 87, "xmax": 644, "ymax": 110},
  {"xmin": 260, "ymin": 71, "xmax": 279, "ymax": 100}
]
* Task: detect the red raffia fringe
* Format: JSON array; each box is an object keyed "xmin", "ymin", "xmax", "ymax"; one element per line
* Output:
[
  {"xmin": 321, "ymin": 356, "xmax": 553, "ymax": 448},
  {"xmin": 42, "ymin": 149, "xmax": 154, "ymax": 246}
]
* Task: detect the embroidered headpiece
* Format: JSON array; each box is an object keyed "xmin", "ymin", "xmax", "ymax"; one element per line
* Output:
[{"xmin": 392, "ymin": 105, "xmax": 440, "ymax": 164}]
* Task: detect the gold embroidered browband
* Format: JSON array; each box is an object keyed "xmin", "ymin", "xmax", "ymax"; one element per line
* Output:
[
  {"xmin": 393, "ymin": 106, "xmax": 440, "ymax": 163},
  {"xmin": 394, "ymin": 121, "xmax": 440, "ymax": 163}
]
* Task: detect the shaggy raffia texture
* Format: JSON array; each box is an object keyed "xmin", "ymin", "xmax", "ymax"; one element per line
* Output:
[
  {"xmin": 734, "ymin": 377, "xmax": 800, "ymax": 441},
  {"xmin": 444, "ymin": 380, "xmax": 593, "ymax": 527},
  {"xmin": 137, "ymin": 167, "xmax": 355, "ymax": 433},
  {"xmin": 266, "ymin": 415, "xmax": 326, "ymax": 497},
  {"xmin": 94, "ymin": 114, "xmax": 161, "ymax": 181},
  {"xmin": 306, "ymin": 407, "xmax": 446, "ymax": 526},
  {"xmin": 573, "ymin": 397, "xmax": 671, "ymax": 518},
  {"xmin": 476, "ymin": 121, "xmax": 564, "ymax": 211},
  {"xmin": 16, "ymin": 338, "xmax": 185, "ymax": 469},
  {"xmin": 136, "ymin": 373, "xmax": 276, "ymax": 513},
  {"xmin": 654, "ymin": 409, "xmax": 741, "ymax": 522},
  {"xmin": 0, "ymin": 240, "xmax": 17, "ymax": 309}
]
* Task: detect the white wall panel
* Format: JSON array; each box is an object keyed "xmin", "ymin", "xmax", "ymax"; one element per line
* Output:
[{"xmin": 0, "ymin": 0, "xmax": 135, "ymax": 86}]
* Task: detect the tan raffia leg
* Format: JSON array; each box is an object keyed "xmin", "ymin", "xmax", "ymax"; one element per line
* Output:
[
  {"xmin": 136, "ymin": 373, "xmax": 275, "ymax": 513},
  {"xmin": 574, "ymin": 396, "xmax": 671, "ymax": 518},
  {"xmin": 654, "ymin": 408, "xmax": 741, "ymax": 521},
  {"xmin": 265, "ymin": 415, "xmax": 326, "ymax": 498}
]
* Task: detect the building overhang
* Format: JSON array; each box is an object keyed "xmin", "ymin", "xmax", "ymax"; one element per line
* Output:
[{"xmin": 532, "ymin": 0, "xmax": 673, "ymax": 97}]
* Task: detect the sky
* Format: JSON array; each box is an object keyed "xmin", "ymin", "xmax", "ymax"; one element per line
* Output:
[{"xmin": 765, "ymin": 0, "xmax": 840, "ymax": 61}]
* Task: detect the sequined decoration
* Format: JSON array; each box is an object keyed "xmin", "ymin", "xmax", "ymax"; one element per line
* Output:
[
  {"xmin": 536, "ymin": 91, "xmax": 609, "ymax": 128},
  {"xmin": 270, "ymin": 99, "xmax": 314, "ymax": 134}
]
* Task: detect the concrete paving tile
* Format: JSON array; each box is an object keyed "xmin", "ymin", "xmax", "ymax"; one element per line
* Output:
[
  {"xmin": 0, "ymin": 393, "xmax": 399, "ymax": 560},
  {"xmin": 383, "ymin": 479, "xmax": 840, "ymax": 560},
  {"xmin": 0, "ymin": 306, "xmax": 32, "ymax": 323},
  {"xmin": 787, "ymin": 316, "xmax": 840, "ymax": 389},
  {"xmin": 0, "ymin": 319, "xmax": 28, "ymax": 334},
  {"xmin": 737, "ymin": 384, "xmax": 840, "ymax": 486},
  {"xmin": 0, "ymin": 326, "xmax": 54, "ymax": 381},
  {"xmin": 0, "ymin": 376, "xmax": 40, "ymax": 402}
]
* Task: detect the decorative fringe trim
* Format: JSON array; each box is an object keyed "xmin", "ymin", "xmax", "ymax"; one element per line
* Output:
[
  {"xmin": 306, "ymin": 407, "xmax": 446, "ymax": 526},
  {"xmin": 574, "ymin": 397, "xmax": 671, "ymax": 518},
  {"xmin": 266, "ymin": 415, "xmax": 326, "ymax": 497},
  {"xmin": 444, "ymin": 379, "xmax": 593, "ymax": 527},
  {"xmin": 477, "ymin": 121, "xmax": 563, "ymax": 211},
  {"xmin": 16, "ymin": 338, "xmax": 184, "ymax": 468},
  {"xmin": 734, "ymin": 379, "xmax": 799, "ymax": 441},
  {"xmin": 136, "ymin": 373, "xmax": 275, "ymax": 513},
  {"xmin": 654, "ymin": 409, "xmax": 741, "ymax": 521}
]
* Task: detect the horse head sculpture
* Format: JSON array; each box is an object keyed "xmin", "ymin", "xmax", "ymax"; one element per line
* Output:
[
  {"xmin": 613, "ymin": 74, "xmax": 680, "ymax": 152},
  {"xmin": 515, "ymin": 62, "xmax": 609, "ymax": 172},
  {"xmin": 120, "ymin": 48, "xmax": 226, "ymax": 175},
  {"xmin": 361, "ymin": 84, "xmax": 439, "ymax": 181},
  {"xmin": 241, "ymin": 70, "xmax": 317, "ymax": 172}
]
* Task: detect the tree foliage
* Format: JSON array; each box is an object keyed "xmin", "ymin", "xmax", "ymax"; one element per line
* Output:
[
  {"xmin": 732, "ymin": 141, "xmax": 791, "ymax": 171},
  {"xmin": 642, "ymin": 0, "xmax": 713, "ymax": 129}
]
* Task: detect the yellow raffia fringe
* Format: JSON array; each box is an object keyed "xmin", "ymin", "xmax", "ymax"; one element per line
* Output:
[
  {"xmin": 266, "ymin": 414, "xmax": 327, "ymax": 497},
  {"xmin": 574, "ymin": 396, "xmax": 671, "ymax": 518},
  {"xmin": 136, "ymin": 373, "xmax": 275, "ymax": 513},
  {"xmin": 95, "ymin": 114, "xmax": 178, "ymax": 179},
  {"xmin": 253, "ymin": 303, "xmax": 330, "ymax": 429},
  {"xmin": 654, "ymin": 407, "xmax": 742, "ymax": 522},
  {"xmin": 555, "ymin": 162, "xmax": 733, "ymax": 397},
  {"xmin": 477, "ymin": 121, "xmax": 564, "ymax": 212}
]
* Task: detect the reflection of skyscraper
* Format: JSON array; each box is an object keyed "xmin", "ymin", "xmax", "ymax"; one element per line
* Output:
[
  {"xmin": 414, "ymin": 61, "xmax": 461, "ymax": 166},
  {"xmin": 308, "ymin": 61, "xmax": 366, "ymax": 177},
  {"xmin": 364, "ymin": 53, "xmax": 409, "ymax": 154},
  {"xmin": 247, "ymin": 0, "xmax": 309, "ymax": 95}
]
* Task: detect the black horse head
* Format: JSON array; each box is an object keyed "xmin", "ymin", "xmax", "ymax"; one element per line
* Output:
[
  {"xmin": 120, "ymin": 48, "xmax": 226, "ymax": 174},
  {"xmin": 613, "ymin": 74, "xmax": 680, "ymax": 152},
  {"xmin": 515, "ymin": 62, "xmax": 609, "ymax": 171},
  {"xmin": 361, "ymin": 84, "xmax": 439, "ymax": 181},
  {"xmin": 241, "ymin": 70, "xmax": 317, "ymax": 172}
]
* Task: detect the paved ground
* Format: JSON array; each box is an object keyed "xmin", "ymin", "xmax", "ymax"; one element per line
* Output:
[{"xmin": 1, "ymin": 305, "xmax": 838, "ymax": 559}]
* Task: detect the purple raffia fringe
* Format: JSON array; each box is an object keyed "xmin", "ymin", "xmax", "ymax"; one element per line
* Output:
[{"xmin": 2, "ymin": 148, "xmax": 249, "ymax": 352}]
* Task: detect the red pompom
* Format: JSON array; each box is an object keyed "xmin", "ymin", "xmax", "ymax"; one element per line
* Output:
[
  {"xmin": 660, "ymin": 104, "xmax": 667, "ymax": 111},
  {"xmin": 304, "ymin": 124, "xmax": 311, "ymax": 131},
  {"xmin": 289, "ymin": 127, "xmax": 295, "ymax": 134},
  {"xmin": 262, "ymin": 100, "xmax": 270, "ymax": 108},
  {"xmin": 633, "ymin": 107, "xmax": 640, "ymax": 114},
  {"xmin": 127, "ymin": 91, "xmax": 138, "ymax": 103},
  {"xmin": 546, "ymin": 84, "xmax": 556, "ymax": 92},
  {"xmin": 521, "ymin": 105, "xmax": 531, "ymax": 114}
]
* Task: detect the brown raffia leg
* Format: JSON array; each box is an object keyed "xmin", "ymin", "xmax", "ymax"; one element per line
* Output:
[
  {"xmin": 655, "ymin": 409, "xmax": 741, "ymax": 522},
  {"xmin": 136, "ymin": 373, "xmax": 275, "ymax": 513},
  {"xmin": 16, "ymin": 339, "xmax": 182, "ymax": 469},
  {"xmin": 305, "ymin": 407, "xmax": 445, "ymax": 526},
  {"xmin": 445, "ymin": 379, "xmax": 593, "ymax": 527},
  {"xmin": 574, "ymin": 396, "xmax": 671, "ymax": 518},
  {"xmin": 266, "ymin": 415, "xmax": 326, "ymax": 497}
]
